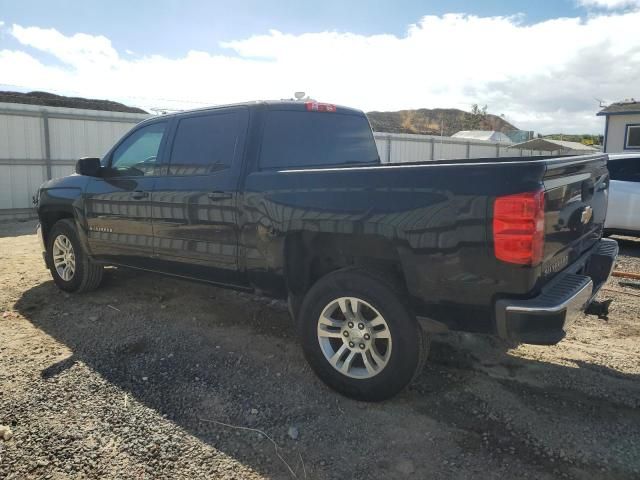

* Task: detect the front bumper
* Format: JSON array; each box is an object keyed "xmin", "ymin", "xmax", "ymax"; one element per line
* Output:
[
  {"xmin": 495, "ymin": 238, "xmax": 618, "ymax": 345},
  {"xmin": 36, "ymin": 223, "xmax": 49, "ymax": 268}
]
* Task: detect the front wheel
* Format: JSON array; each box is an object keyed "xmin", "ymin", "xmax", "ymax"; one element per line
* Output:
[
  {"xmin": 47, "ymin": 219, "xmax": 104, "ymax": 293},
  {"xmin": 298, "ymin": 268, "xmax": 429, "ymax": 401}
]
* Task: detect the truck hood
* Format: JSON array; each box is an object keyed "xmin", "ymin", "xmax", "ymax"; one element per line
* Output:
[{"xmin": 40, "ymin": 173, "xmax": 90, "ymax": 190}]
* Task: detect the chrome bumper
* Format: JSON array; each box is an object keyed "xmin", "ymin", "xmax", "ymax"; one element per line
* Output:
[{"xmin": 495, "ymin": 238, "xmax": 618, "ymax": 345}]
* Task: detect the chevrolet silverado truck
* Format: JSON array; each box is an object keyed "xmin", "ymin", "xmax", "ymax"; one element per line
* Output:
[{"xmin": 34, "ymin": 100, "xmax": 618, "ymax": 401}]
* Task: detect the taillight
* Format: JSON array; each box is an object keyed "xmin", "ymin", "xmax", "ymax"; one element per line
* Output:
[
  {"xmin": 305, "ymin": 102, "xmax": 336, "ymax": 112},
  {"xmin": 493, "ymin": 190, "xmax": 545, "ymax": 265}
]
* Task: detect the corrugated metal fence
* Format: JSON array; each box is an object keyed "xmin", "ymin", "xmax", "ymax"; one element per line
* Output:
[
  {"xmin": 373, "ymin": 132, "xmax": 550, "ymax": 163},
  {"xmin": 0, "ymin": 102, "xmax": 552, "ymax": 221},
  {"xmin": 0, "ymin": 102, "xmax": 149, "ymax": 220}
]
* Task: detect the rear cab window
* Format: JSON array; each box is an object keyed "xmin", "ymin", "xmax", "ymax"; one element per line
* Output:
[{"xmin": 259, "ymin": 108, "xmax": 379, "ymax": 169}]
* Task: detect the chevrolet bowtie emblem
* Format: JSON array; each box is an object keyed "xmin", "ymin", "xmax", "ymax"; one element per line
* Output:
[{"xmin": 581, "ymin": 206, "xmax": 593, "ymax": 224}]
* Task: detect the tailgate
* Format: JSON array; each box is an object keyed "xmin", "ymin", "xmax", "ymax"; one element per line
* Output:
[{"xmin": 541, "ymin": 154, "xmax": 609, "ymax": 277}]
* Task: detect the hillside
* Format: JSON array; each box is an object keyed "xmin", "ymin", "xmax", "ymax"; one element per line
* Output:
[
  {"xmin": 543, "ymin": 134, "xmax": 603, "ymax": 146},
  {"xmin": 0, "ymin": 91, "xmax": 147, "ymax": 114},
  {"xmin": 366, "ymin": 108, "xmax": 517, "ymax": 136}
]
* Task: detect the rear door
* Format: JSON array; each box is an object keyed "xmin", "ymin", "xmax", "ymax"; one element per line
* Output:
[
  {"xmin": 85, "ymin": 120, "xmax": 168, "ymax": 267},
  {"xmin": 151, "ymin": 107, "xmax": 249, "ymax": 285},
  {"xmin": 604, "ymin": 156, "xmax": 640, "ymax": 231},
  {"xmin": 541, "ymin": 154, "xmax": 609, "ymax": 274}
]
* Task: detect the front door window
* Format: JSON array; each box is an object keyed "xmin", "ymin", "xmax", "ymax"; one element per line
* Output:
[{"xmin": 110, "ymin": 122, "xmax": 167, "ymax": 176}]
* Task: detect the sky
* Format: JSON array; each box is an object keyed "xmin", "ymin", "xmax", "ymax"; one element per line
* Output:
[{"xmin": 0, "ymin": 0, "xmax": 639, "ymax": 134}]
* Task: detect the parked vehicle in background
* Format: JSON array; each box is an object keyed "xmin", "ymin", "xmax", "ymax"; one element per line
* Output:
[
  {"xmin": 34, "ymin": 100, "xmax": 618, "ymax": 401},
  {"xmin": 605, "ymin": 153, "xmax": 640, "ymax": 236}
]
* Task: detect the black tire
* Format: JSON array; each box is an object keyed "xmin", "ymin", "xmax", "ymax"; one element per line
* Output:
[
  {"xmin": 298, "ymin": 267, "xmax": 429, "ymax": 401},
  {"xmin": 47, "ymin": 219, "xmax": 104, "ymax": 293}
]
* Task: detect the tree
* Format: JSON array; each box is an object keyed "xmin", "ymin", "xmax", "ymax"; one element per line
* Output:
[{"xmin": 464, "ymin": 104, "xmax": 488, "ymax": 130}]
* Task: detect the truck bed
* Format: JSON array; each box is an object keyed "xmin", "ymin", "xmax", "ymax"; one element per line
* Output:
[{"xmin": 244, "ymin": 153, "xmax": 609, "ymax": 331}]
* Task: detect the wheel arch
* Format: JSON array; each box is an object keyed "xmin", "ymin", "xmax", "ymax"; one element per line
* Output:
[
  {"xmin": 39, "ymin": 207, "xmax": 75, "ymax": 246},
  {"xmin": 283, "ymin": 231, "xmax": 408, "ymax": 299}
]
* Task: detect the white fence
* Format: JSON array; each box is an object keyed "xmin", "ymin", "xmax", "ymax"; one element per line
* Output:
[
  {"xmin": 0, "ymin": 102, "xmax": 149, "ymax": 220},
  {"xmin": 0, "ymin": 102, "xmax": 553, "ymax": 221},
  {"xmin": 373, "ymin": 132, "xmax": 550, "ymax": 163}
]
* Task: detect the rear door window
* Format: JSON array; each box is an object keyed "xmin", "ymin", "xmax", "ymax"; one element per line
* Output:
[
  {"xmin": 168, "ymin": 110, "xmax": 246, "ymax": 176},
  {"xmin": 259, "ymin": 110, "xmax": 379, "ymax": 169},
  {"xmin": 608, "ymin": 158, "xmax": 640, "ymax": 182}
]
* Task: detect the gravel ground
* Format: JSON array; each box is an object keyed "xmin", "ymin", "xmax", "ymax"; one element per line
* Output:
[{"xmin": 1, "ymin": 220, "xmax": 639, "ymax": 480}]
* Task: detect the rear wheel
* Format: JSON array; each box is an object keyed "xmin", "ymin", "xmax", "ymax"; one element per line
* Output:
[
  {"xmin": 47, "ymin": 219, "xmax": 104, "ymax": 293},
  {"xmin": 299, "ymin": 268, "xmax": 429, "ymax": 401}
]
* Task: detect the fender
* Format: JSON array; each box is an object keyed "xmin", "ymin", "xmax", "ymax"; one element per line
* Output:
[{"xmin": 37, "ymin": 174, "xmax": 92, "ymax": 255}]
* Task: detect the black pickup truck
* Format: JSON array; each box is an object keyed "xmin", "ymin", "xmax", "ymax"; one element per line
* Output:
[{"xmin": 35, "ymin": 100, "xmax": 618, "ymax": 400}]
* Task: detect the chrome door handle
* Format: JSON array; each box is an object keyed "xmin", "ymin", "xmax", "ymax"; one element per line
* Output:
[{"xmin": 208, "ymin": 191, "xmax": 232, "ymax": 201}]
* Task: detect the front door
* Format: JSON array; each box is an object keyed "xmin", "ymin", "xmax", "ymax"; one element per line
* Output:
[
  {"xmin": 84, "ymin": 120, "xmax": 169, "ymax": 267},
  {"xmin": 151, "ymin": 108, "xmax": 249, "ymax": 286}
]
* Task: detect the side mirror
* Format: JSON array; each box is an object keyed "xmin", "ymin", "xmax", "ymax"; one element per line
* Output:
[{"xmin": 75, "ymin": 157, "xmax": 101, "ymax": 176}]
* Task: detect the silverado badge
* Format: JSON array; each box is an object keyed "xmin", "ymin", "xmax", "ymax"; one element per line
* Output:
[{"xmin": 89, "ymin": 226, "xmax": 113, "ymax": 233}]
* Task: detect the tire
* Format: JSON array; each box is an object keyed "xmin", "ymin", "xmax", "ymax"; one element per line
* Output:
[
  {"xmin": 298, "ymin": 267, "xmax": 429, "ymax": 401},
  {"xmin": 47, "ymin": 219, "xmax": 104, "ymax": 293}
]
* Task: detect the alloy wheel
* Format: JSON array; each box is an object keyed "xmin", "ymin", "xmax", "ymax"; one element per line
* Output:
[
  {"xmin": 52, "ymin": 234, "xmax": 76, "ymax": 281},
  {"xmin": 317, "ymin": 297, "xmax": 392, "ymax": 379}
]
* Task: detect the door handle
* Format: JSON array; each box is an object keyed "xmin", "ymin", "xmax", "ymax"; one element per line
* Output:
[
  {"xmin": 132, "ymin": 190, "xmax": 149, "ymax": 200},
  {"xmin": 208, "ymin": 191, "xmax": 233, "ymax": 201}
]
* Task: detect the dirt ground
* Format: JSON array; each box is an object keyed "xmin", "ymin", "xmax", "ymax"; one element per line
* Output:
[{"xmin": 1, "ymin": 220, "xmax": 639, "ymax": 480}]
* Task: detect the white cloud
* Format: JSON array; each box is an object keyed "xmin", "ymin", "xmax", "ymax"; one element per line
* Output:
[
  {"xmin": 578, "ymin": 0, "xmax": 640, "ymax": 9},
  {"xmin": 10, "ymin": 24, "xmax": 119, "ymax": 69},
  {"xmin": 1, "ymin": 12, "xmax": 640, "ymax": 133}
]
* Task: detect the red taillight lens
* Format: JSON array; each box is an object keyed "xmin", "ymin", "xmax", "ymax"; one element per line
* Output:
[
  {"xmin": 493, "ymin": 190, "xmax": 545, "ymax": 265},
  {"xmin": 305, "ymin": 102, "xmax": 336, "ymax": 112}
]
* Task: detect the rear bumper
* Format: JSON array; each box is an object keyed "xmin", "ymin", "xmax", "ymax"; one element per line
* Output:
[{"xmin": 495, "ymin": 238, "xmax": 618, "ymax": 345}]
